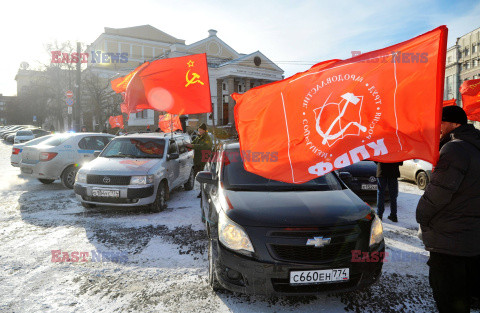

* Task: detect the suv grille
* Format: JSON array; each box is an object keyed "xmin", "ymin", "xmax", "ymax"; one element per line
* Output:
[
  {"xmin": 87, "ymin": 175, "xmax": 130, "ymax": 185},
  {"xmin": 267, "ymin": 224, "xmax": 361, "ymax": 264}
]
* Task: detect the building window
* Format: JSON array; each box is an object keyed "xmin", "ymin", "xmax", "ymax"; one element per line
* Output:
[
  {"xmin": 222, "ymin": 83, "xmax": 226, "ymax": 91},
  {"xmin": 238, "ymin": 85, "xmax": 243, "ymax": 92},
  {"xmin": 136, "ymin": 110, "xmax": 148, "ymax": 119},
  {"xmin": 464, "ymin": 62, "xmax": 470, "ymax": 70},
  {"xmin": 447, "ymin": 56, "xmax": 452, "ymax": 63},
  {"xmin": 473, "ymin": 44, "xmax": 478, "ymax": 53},
  {"xmin": 474, "ymin": 59, "xmax": 479, "ymax": 67},
  {"xmin": 465, "ymin": 47, "xmax": 469, "ymax": 56}
]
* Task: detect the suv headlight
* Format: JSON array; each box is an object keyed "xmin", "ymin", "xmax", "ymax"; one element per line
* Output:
[
  {"xmin": 218, "ymin": 210, "xmax": 254, "ymax": 254},
  {"xmin": 369, "ymin": 215, "xmax": 384, "ymax": 247},
  {"xmin": 76, "ymin": 172, "xmax": 87, "ymax": 183},
  {"xmin": 130, "ymin": 175, "xmax": 154, "ymax": 185}
]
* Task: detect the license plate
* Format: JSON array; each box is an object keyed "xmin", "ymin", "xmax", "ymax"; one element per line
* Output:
[
  {"xmin": 290, "ymin": 268, "xmax": 349, "ymax": 284},
  {"xmin": 361, "ymin": 184, "xmax": 377, "ymax": 190},
  {"xmin": 21, "ymin": 167, "xmax": 33, "ymax": 174},
  {"xmin": 92, "ymin": 189, "xmax": 120, "ymax": 198}
]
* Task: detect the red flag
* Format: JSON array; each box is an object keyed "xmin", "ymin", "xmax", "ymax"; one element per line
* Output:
[
  {"xmin": 443, "ymin": 98, "xmax": 457, "ymax": 107},
  {"xmin": 232, "ymin": 26, "xmax": 447, "ymax": 184},
  {"xmin": 111, "ymin": 54, "xmax": 212, "ymax": 116},
  {"xmin": 460, "ymin": 78, "xmax": 480, "ymax": 121},
  {"xmin": 158, "ymin": 113, "xmax": 183, "ymax": 133},
  {"xmin": 109, "ymin": 115, "xmax": 124, "ymax": 129}
]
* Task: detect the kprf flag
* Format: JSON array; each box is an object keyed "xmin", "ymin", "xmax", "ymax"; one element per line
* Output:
[
  {"xmin": 159, "ymin": 113, "xmax": 183, "ymax": 133},
  {"xmin": 110, "ymin": 54, "xmax": 212, "ymax": 115},
  {"xmin": 443, "ymin": 98, "xmax": 457, "ymax": 107},
  {"xmin": 109, "ymin": 115, "xmax": 124, "ymax": 129},
  {"xmin": 460, "ymin": 78, "xmax": 480, "ymax": 121},
  {"xmin": 232, "ymin": 26, "xmax": 447, "ymax": 184}
]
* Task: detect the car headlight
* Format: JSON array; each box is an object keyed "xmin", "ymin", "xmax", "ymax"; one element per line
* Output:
[
  {"xmin": 130, "ymin": 175, "xmax": 154, "ymax": 185},
  {"xmin": 218, "ymin": 210, "xmax": 254, "ymax": 254},
  {"xmin": 76, "ymin": 172, "xmax": 87, "ymax": 183},
  {"xmin": 369, "ymin": 215, "xmax": 384, "ymax": 247}
]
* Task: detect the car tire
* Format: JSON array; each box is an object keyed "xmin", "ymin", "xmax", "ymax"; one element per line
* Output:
[
  {"xmin": 416, "ymin": 171, "xmax": 429, "ymax": 190},
  {"xmin": 150, "ymin": 181, "xmax": 168, "ymax": 212},
  {"xmin": 81, "ymin": 202, "xmax": 96, "ymax": 209},
  {"xmin": 208, "ymin": 239, "xmax": 224, "ymax": 291},
  {"xmin": 38, "ymin": 178, "xmax": 55, "ymax": 184},
  {"xmin": 61, "ymin": 165, "xmax": 78, "ymax": 189},
  {"xmin": 184, "ymin": 168, "xmax": 195, "ymax": 191}
]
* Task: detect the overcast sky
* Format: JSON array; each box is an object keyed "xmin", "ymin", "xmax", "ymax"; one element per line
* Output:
[{"xmin": 1, "ymin": 0, "xmax": 479, "ymax": 96}]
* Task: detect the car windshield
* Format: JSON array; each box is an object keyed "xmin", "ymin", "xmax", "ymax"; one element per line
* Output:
[
  {"xmin": 221, "ymin": 149, "xmax": 342, "ymax": 191},
  {"xmin": 40, "ymin": 134, "xmax": 73, "ymax": 146},
  {"xmin": 101, "ymin": 138, "xmax": 166, "ymax": 158},
  {"xmin": 16, "ymin": 131, "xmax": 33, "ymax": 136}
]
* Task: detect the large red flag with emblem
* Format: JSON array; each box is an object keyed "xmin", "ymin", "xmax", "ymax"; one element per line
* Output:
[
  {"xmin": 111, "ymin": 54, "xmax": 212, "ymax": 115},
  {"xmin": 460, "ymin": 78, "xmax": 480, "ymax": 121},
  {"xmin": 109, "ymin": 115, "xmax": 124, "ymax": 129},
  {"xmin": 159, "ymin": 113, "xmax": 183, "ymax": 133},
  {"xmin": 232, "ymin": 26, "xmax": 447, "ymax": 184}
]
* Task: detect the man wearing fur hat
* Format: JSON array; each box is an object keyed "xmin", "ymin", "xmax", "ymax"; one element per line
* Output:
[
  {"xmin": 186, "ymin": 123, "xmax": 213, "ymax": 196},
  {"xmin": 416, "ymin": 105, "xmax": 480, "ymax": 313}
]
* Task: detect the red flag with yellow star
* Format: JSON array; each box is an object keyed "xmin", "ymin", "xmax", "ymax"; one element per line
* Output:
[{"xmin": 111, "ymin": 54, "xmax": 212, "ymax": 115}]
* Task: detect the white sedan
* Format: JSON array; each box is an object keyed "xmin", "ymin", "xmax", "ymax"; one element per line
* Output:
[
  {"xmin": 399, "ymin": 159, "xmax": 432, "ymax": 190},
  {"xmin": 11, "ymin": 135, "xmax": 53, "ymax": 167},
  {"xmin": 20, "ymin": 133, "xmax": 114, "ymax": 188}
]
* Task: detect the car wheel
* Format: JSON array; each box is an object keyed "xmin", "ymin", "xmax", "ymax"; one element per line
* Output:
[
  {"xmin": 150, "ymin": 181, "xmax": 168, "ymax": 212},
  {"xmin": 81, "ymin": 202, "xmax": 96, "ymax": 209},
  {"xmin": 184, "ymin": 168, "xmax": 195, "ymax": 191},
  {"xmin": 38, "ymin": 178, "xmax": 55, "ymax": 184},
  {"xmin": 208, "ymin": 239, "xmax": 224, "ymax": 291},
  {"xmin": 61, "ymin": 165, "xmax": 78, "ymax": 189},
  {"xmin": 416, "ymin": 171, "xmax": 429, "ymax": 190}
]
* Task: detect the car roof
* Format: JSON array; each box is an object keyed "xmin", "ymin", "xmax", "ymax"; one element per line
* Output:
[
  {"xmin": 120, "ymin": 132, "xmax": 188, "ymax": 139},
  {"xmin": 224, "ymin": 142, "xmax": 240, "ymax": 150}
]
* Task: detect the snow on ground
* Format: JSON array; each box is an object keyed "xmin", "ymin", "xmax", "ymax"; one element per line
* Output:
[{"xmin": 0, "ymin": 140, "xmax": 478, "ymax": 313}]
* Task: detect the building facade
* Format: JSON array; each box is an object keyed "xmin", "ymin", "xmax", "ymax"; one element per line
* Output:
[{"xmin": 86, "ymin": 25, "xmax": 284, "ymax": 128}]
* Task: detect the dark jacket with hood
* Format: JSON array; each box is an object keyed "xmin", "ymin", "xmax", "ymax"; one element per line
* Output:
[{"xmin": 416, "ymin": 124, "xmax": 480, "ymax": 256}]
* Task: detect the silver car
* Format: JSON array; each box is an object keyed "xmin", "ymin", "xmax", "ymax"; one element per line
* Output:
[
  {"xmin": 20, "ymin": 133, "xmax": 114, "ymax": 188},
  {"xmin": 11, "ymin": 135, "xmax": 54, "ymax": 167},
  {"xmin": 399, "ymin": 159, "xmax": 432, "ymax": 190},
  {"xmin": 73, "ymin": 133, "xmax": 195, "ymax": 211}
]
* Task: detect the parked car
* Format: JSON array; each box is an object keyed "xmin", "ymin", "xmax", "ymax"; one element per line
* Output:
[
  {"xmin": 336, "ymin": 160, "xmax": 380, "ymax": 202},
  {"xmin": 11, "ymin": 135, "xmax": 54, "ymax": 167},
  {"xmin": 31, "ymin": 129, "xmax": 51, "ymax": 138},
  {"xmin": 196, "ymin": 143, "xmax": 384, "ymax": 296},
  {"xmin": 14, "ymin": 130, "xmax": 35, "ymax": 144},
  {"xmin": 74, "ymin": 133, "xmax": 194, "ymax": 211},
  {"xmin": 399, "ymin": 159, "xmax": 432, "ymax": 190},
  {"xmin": 20, "ymin": 133, "xmax": 114, "ymax": 188}
]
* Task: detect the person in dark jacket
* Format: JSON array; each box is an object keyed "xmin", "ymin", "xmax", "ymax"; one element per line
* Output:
[
  {"xmin": 416, "ymin": 105, "xmax": 480, "ymax": 313},
  {"xmin": 186, "ymin": 123, "xmax": 213, "ymax": 197},
  {"xmin": 376, "ymin": 162, "xmax": 403, "ymax": 222}
]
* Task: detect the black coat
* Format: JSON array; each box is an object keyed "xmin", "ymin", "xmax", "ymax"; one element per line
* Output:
[
  {"xmin": 376, "ymin": 162, "xmax": 403, "ymax": 178},
  {"xmin": 416, "ymin": 124, "xmax": 480, "ymax": 256}
]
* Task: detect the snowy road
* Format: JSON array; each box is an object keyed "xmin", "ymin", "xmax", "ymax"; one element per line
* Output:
[{"xmin": 0, "ymin": 140, "xmax": 478, "ymax": 313}]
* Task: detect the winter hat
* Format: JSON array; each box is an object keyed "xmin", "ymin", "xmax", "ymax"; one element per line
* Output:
[
  {"xmin": 198, "ymin": 123, "xmax": 207, "ymax": 131},
  {"xmin": 442, "ymin": 105, "xmax": 467, "ymax": 125}
]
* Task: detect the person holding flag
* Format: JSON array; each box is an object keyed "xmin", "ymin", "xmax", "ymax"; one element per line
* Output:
[
  {"xmin": 186, "ymin": 123, "xmax": 212, "ymax": 197},
  {"xmin": 416, "ymin": 105, "xmax": 480, "ymax": 313}
]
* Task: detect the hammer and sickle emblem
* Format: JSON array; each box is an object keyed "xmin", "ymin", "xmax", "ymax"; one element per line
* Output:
[
  {"xmin": 315, "ymin": 92, "xmax": 367, "ymax": 146},
  {"xmin": 185, "ymin": 69, "xmax": 205, "ymax": 87}
]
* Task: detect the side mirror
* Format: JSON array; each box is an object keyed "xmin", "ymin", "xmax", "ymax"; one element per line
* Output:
[
  {"xmin": 338, "ymin": 172, "xmax": 353, "ymax": 181},
  {"xmin": 93, "ymin": 151, "xmax": 101, "ymax": 158},
  {"xmin": 196, "ymin": 171, "xmax": 217, "ymax": 185},
  {"xmin": 167, "ymin": 152, "xmax": 179, "ymax": 160}
]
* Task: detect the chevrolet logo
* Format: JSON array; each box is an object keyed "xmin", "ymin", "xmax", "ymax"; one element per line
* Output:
[{"xmin": 306, "ymin": 236, "xmax": 331, "ymax": 248}]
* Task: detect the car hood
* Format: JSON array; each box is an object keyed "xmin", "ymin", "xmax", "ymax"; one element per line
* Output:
[
  {"xmin": 224, "ymin": 189, "xmax": 371, "ymax": 227},
  {"xmin": 80, "ymin": 157, "xmax": 161, "ymax": 176}
]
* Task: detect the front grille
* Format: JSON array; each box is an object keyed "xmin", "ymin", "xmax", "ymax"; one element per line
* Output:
[
  {"xmin": 270, "ymin": 241, "xmax": 357, "ymax": 263},
  {"xmin": 271, "ymin": 273, "xmax": 361, "ymax": 293},
  {"xmin": 267, "ymin": 224, "xmax": 361, "ymax": 263},
  {"xmin": 87, "ymin": 175, "xmax": 130, "ymax": 185},
  {"xmin": 83, "ymin": 196, "xmax": 138, "ymax": 204}
]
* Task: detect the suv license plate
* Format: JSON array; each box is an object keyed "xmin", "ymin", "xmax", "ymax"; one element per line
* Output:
[
  {"xmin": 290, "ymin": 268, "xmax": 349, "ymax": 284},
  {"xmin": 92, "ymin": 189, "xmax": 120, "ymax": 198},
  {"xmin": 361, "ymin": 184, "xmax": 377, "ymax": 190}
]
